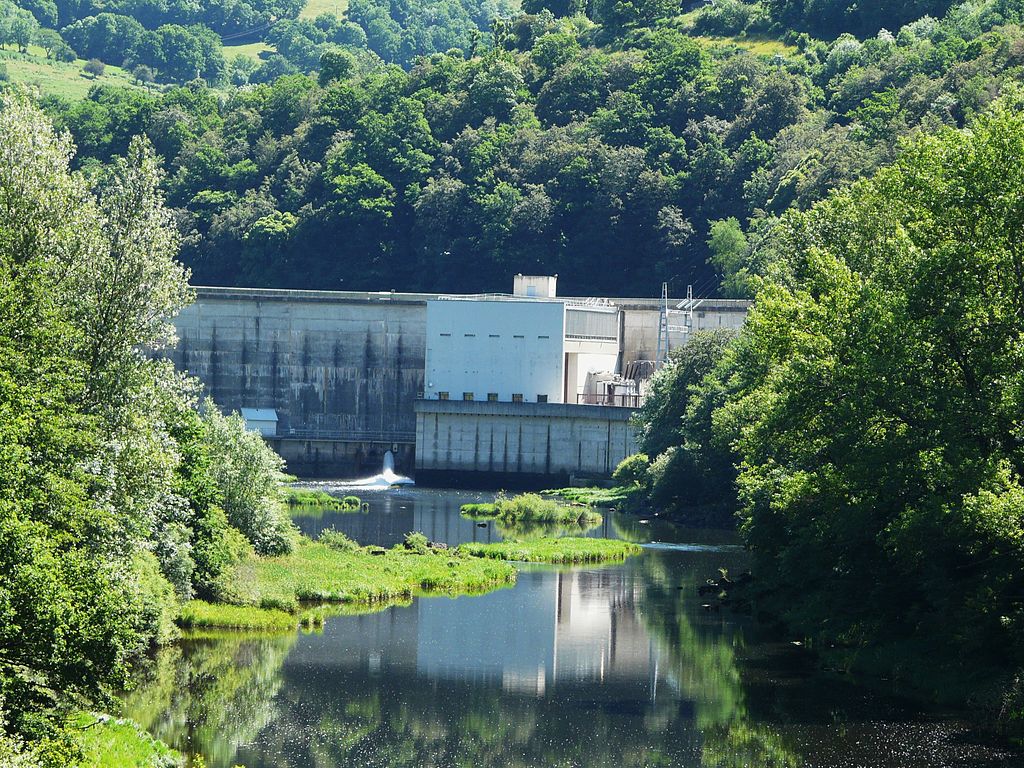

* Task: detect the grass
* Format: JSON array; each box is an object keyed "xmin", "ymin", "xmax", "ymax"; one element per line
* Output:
[
  {"xmin": 179, "ymin": 600, "xmax": 299, "ymax": 631},
  {"xmin": 299, "ymin": 0, "xmax": 349, "ymax": 19},
  {"xmin": 460, "ymin": 492, "xmax": 603, "ymax": 526},
  {"xmin": 458, "ymin": 537, "xmax": 643, "ymax": 565},
  {"xmin": 229, "ymin": 536, "xmax": 517, "ymax": 612},
  {"xmin": 283, "ymin": 487, "xmax": 361, "ymax": 511},
  {"xmin": 691, "ymin": 34, "xmax": 797, "ymax": 57},
  {"xmin": 71, "ymin": 712, "xmax": 182, "ymax": 768},
  {"xmin": 222, "ymin": 40, "xmax": 275, "ymax": 60},
  {"xmin": 0, "ymin": 46, "xmax": 150, "ymax": 100}
]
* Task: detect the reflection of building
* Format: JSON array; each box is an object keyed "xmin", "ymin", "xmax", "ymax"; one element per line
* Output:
[{"xmin": 287, "ymin": 563, "xmax": 665, "ymax": 702}]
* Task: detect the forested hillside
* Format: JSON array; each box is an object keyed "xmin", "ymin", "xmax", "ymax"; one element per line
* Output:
[{"xmin": 0, "ymin": 0, "xmax": 1014, "ymax": 295}]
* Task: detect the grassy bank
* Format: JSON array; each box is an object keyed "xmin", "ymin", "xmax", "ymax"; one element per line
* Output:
[
  {"xmin": 461, "ymin": 493, "xmax": 602, "ymax": 526},
  {"xmin": 224, "ymin": 537, "xmax": 517, "ymax": 612},
  {"xmin": 459, "ymin": 537, "xmax": 643, "ymax": 565},
  {"xmin": 72, "ymin": 712, "xmax": 182, "ymax": 768},
  {"xmin": 283, "ymin": 487, "xmax": 361, "ymax": 510}
]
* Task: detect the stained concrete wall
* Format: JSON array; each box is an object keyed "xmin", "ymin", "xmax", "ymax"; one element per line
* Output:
[
  {"xmin": 165, "ymin": 287, "xmax": 428, "ymax": 476},
  {"xmin": 620, "ymin": 300, "xmax": 750, "ymax": 364},
  {"xmin": 414, "ymin": 399, "xmax": 638, "ymax": 487}
]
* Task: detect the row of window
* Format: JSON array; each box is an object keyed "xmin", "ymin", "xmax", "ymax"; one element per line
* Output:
[
  {"xmin": 438, "ymin": 392, "xmax": 549, "ymax": 403},
  {"xmin": 438, "ymin": 333, "xmax": 550, "ymax": 339}
]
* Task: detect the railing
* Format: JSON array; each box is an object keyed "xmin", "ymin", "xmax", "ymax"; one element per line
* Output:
[
  {"xmin": 277, "ymin": 428, "xmax": 416, "ymax": 443},
  {"xmin": 576, "ymin": 393, "xmax": 643, "ymax": 408}
]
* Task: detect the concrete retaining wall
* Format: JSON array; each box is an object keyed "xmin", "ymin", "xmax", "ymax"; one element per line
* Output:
[{"xmin": 414, "ymin": 399, "xmax": 638, "ymax": 487}]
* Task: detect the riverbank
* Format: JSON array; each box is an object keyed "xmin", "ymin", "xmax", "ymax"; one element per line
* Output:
[{"xmin": 72, "ymin": 712, "xmax": 183, "ymax": 768}]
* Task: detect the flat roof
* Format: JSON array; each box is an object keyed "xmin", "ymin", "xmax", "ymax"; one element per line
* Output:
[{"xmin": 192, "ymin": 286, "xmax": 752, "ymax": 312}]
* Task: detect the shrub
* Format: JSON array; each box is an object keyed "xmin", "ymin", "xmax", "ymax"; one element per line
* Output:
[
  {"xmin": 200, "ymin": 399, "xmax": 296, "ymax": 555},
  {"xmin": 320, "ymin": 528, "xmax": 358, "ymax": 551},
  {"xmin": 612, "ymin": 453, "xmax": 651, "ymax": 488},
  {"xmin": 83, "ymin": 58, "xmax": 105, "ymax": 77},
  {"xmin": 403, "ymin": 531, "xmax": 431, "ymax": 554},
  {"xmin": 132, "ymin": 550, "xmax": 180, "ymax": 646}
]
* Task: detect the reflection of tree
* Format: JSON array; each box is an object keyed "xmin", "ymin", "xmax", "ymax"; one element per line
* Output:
[
  {"xmin": 496, "ymin": 517, "xmax": 600, "ymax": 540},
  {"xmin": 636, "ymin": 551, "xmax": 800, "ymax": 768},
  {"xmin": 123, "ymin": 632, "xmax": 296, "ymax": 767}
]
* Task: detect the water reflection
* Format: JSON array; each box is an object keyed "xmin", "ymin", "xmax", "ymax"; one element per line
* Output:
[
  {"xmin": 291, "ymin": 486, "xmax": 617, "ymax": 547},
  {"xmin": 125, "ymin": 489, "xmax": 1024, "ymax": 768}
]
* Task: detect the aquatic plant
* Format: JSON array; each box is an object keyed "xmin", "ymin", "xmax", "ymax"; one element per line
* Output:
[
  {"xmin": 460, "ymin": 493, "xmax": 602, "ymax": 526},
  {"xmin": 283, "ymin": 488, "xmax": 362, "ymax": 511}
]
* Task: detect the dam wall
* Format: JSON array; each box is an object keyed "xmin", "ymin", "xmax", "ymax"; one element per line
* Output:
[{"xmin": 166, "ymin": 287, "xmax": 428, "ymax": 476}]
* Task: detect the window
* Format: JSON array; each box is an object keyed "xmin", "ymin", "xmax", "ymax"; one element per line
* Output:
[
  {"xmin": 462, "ymin": 392, "xmax": 474, "ymax": 401},
  {"xmin": 487, "ymin": 393, "xmax": 498, "ymax": 402},
  {"xmin": 438, "ymin": 392, "xmax": 449, "ymax": 400},
  {"xmin": 537, "ymin": 394, "xmax": 548, "ymax": 403},
  {"xmin": 464, "ymin": 333, "xmax": 476, "ymax": 337},
  {"xmin": 538, "ymin": 335, "xmax": 549, "ymax": 339},
  {"xmin": 513, "ymin": 334, "xmax": 525, "ymax": 339},
  {"xmin": 440, "ymin": 333, "xmax": 451, "ymax": 337},
  {"xmin": 489, "ymin": 334, "xmax": 500, "ymax": 338},
  {"xmin": 512, "ymin": 393, "xmax": 524, "ymax": 403}
]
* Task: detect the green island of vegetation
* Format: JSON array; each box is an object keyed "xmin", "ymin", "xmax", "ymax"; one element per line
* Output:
[
  {"xmin": 459, "ymin": 537, "xmax": 642, "ymax": 565},
  {"xmin": 460, "ymin": 492, "xmax": 603, "ymax": 527},
  {"xmin": 282, "ymin": 487, "xmax": 362, "ymax": 511}
]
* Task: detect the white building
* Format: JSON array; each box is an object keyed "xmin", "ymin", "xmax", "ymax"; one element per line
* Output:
[
  {"xmin": 424, "ymin": 297, "xmax": 566, "ymax": 403},
  {"xmin": 423, "ymin": 276, "xmax": 621, "ymax": 405}
]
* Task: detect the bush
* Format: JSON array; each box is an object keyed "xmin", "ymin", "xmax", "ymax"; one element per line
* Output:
[
  {"xmin": 692, "ymin": 0, "xmax": 763, "ymax": 36},
  {"xmin": 83, "ymin": 58, "xmax": 105, "ymax": 77},
  {"xmin": 612, "ymin": 453, "xmax": 651, "ymax": 488},
  {"xmin": 132, "ymin": 550, "xmax": 180, "ymax": 646},
  {"xmin": 320, "ymin": 528, "xmax": 359, "ymax": 551},
  {"xmin": 200, "ymin": 399, "xmax": 297, "ymax": 555},
  {"xmin": 403, "ymin": 531, "xmax": 431, "ymax": 554}
]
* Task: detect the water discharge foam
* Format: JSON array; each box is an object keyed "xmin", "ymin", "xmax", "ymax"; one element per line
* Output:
[{"xmin": 346, "ymin": 450, "xmax": 415, "ymax": 488}]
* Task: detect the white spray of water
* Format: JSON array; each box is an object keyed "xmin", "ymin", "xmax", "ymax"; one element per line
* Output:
[{"xmin": 348, "ymin": 450, "xmax": 414, "ymax": 487}]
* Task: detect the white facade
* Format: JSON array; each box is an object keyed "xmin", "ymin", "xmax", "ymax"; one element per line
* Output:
[
  {"xmin": 513, "ymin": 274, "xmax": 557, "ymax": 298},
  {"xmin": 424, "ymin": 299, "xmax": 565, "ymax": 403}
]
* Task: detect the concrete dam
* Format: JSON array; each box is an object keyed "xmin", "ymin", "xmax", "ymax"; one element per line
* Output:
[{"xmin": 166, "ymin": 282, "xmax": 750, "ymax": 482}]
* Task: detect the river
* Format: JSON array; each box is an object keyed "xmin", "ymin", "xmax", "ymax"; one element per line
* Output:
[{"xmin": 122, "ymin": 487, "xmax": 1023, "ymax": 767}]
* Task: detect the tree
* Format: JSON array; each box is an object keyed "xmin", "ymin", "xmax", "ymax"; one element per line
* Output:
[
  {"xmin": 84, "ymin": 57, "xmax": 105, "ymax": 77},
  {"xmin": 718, "ymin": 102, "xmax": 1024, "ymax": 700},
  {"xmin": 34, "ymin": 27, "xmax": 64, "ymax": 58},
  {"xmin": 707, "ymin": 218, "xmax": 750, "ymax": 298},
  {"xmin": 318, "ymin": 47, "xmax": 355, "ymax": 86},
  {"xmin": 10, "ymin": 11, "xmax": 36, "ymax": 52}
]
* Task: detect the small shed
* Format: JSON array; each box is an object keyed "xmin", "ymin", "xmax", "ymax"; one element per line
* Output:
[{"xmin": 240, "ymin": 408, "xmax": 278, "ymax": 437}]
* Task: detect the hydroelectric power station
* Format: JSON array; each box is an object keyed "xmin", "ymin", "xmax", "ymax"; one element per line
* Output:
[{"xmin": 164, "ymin": 276, "xmax": 749, "ymax": 483}]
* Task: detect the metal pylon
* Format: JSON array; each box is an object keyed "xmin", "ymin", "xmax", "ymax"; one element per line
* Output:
[{"xmin": 655, "ymin": 282, "xmax": 669, "ymax": 368}]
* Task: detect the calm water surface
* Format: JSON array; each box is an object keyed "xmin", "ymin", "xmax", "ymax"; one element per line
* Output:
[{"xmin": 123, "ymin": 487, "xmax": 1023, "ymax": 768}]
